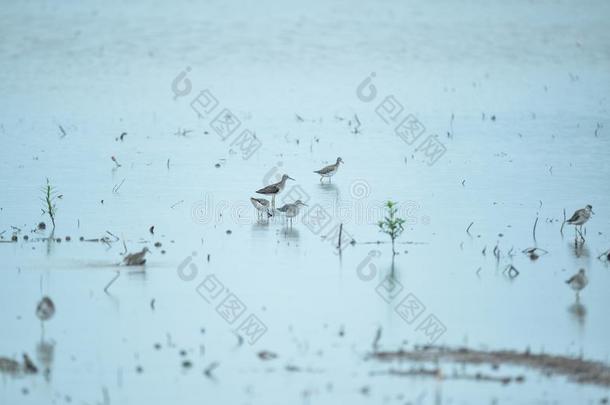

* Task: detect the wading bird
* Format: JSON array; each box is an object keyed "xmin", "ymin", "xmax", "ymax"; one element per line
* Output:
[
  {"xmin": 567, "ymin": 204, "xmax": 593, "ymax": 244},
  {"xmin": 123, "ymin": 247, "xmax": 150, "ymax": 266},
  {"xmin": 276, "ymin": 200, "xmax": 308, "ymax": 227},
  {"xmin": 250, "ymin": 197, "xmax": 273, "ymax": 221},
  {"xmin": 256, "ymin": 174, "xmax": 294, "ymax": 209},
  {"xmin": 565, "ymin": 268, "xmax": 588, "ymax": 298},
  {"xmin": 314, "ymin": 157, "xmax": 343, "ymax": 183}
]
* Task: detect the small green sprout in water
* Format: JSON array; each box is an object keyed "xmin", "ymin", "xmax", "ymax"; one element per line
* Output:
[
  {"xmin": 378, "ymin": 200, "xmax": 405, "ymax": 256},
  {"xmin": 41, "ymin": 178, "xmax": 59, "ymax": 229}
]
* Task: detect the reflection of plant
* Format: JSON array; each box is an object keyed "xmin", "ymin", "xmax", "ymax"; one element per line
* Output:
[
  {"xmin": 41, "ymin": 178, "xmax": 59, "ymax": 229},
  {"xmin": 378, "ymin": 201, "xmax": 405, "ymax": 256}
]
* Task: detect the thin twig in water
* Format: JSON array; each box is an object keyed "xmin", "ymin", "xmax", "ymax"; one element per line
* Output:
[
  {"xmin": 594, "ymin": 122, "xmax": 602, "ymax": 137},
  {"xmin": 560, "ymin": 208, "xmax": 566, "ymax": 236},
  {"xmin": 58, "ymin": 125, "xmax": 67, "ymax": 138},
  {"xmin": 235, "ymin": 334, "xmax": 244, "ymax": 347},
  {"xmin": 372, "ymin": 327, "xmax": 382, "ymax": 352},
  {"xmin": 105, "ymin": 231, "xmax": 119, "ymax": 242},
  {"xmin": 532, "ymin": 216, "xmax": 539, "ymax": 241},
  {"xmin": 352, "ymin": 114, "xmax": 361, "ymax": 134},
  {"xmin": 171, "ymin": 200, "xmax": 184, "ymax": 209},
  {"xmin": 466, "ymin": 222, "xmax": 473, "ymax": 235},
  {"xmin": 493, "ymin": 243, "xmax": 500, "ymax": 261},
  {"xmin": 113, "ymin": 178, "xmax": 125, "ymax": 193},
  {"xmin": 104, "ymin": 271, "xmax": 120, "ymax": 294},
  {"xmin": 337, "ymin": 223, "xmax": 343, "ymax": 250},
  {"xmin": 204, "ymin": 362, "xmax": 219, "ymax": 378}
]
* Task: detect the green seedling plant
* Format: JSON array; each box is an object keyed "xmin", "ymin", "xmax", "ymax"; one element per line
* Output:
[
  {"xmin": 378, "ymin": 200, "xmax": 405, "ymax": 256},
  {"xmin": 41, "ymin": 178, "xmax": 59, "ymax": 229}
]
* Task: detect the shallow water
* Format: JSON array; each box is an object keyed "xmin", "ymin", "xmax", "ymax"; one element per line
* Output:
[{"xmin": 1, "ymin": 0, "xmax": 610, "ymax": 403}]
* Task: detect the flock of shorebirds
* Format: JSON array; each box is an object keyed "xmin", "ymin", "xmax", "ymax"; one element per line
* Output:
[
  {"xmin": 249, "ymin": 157, "xmax": 344, "ymax": 226},
  {"xmin": 120, "ymin": 158, "xmax": 596, "ymax": 300}
]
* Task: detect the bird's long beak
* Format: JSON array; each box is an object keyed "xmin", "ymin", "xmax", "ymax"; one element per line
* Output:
[
  {"xmin": 302, "ymin": 203, "xmax": 308, "ymax": 206},
  {"xmin": 288, "ymin": 176, "xmax": 295, "ymax": 180},
  {"xmin": 591, "ymin": 210, "xmax": 595, "ymax": 215}
]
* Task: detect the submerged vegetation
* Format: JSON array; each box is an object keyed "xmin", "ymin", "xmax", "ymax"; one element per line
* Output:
[
  {"xmin": 40, "ymin": 178, "xmax": 59, "ymax": 229},
  {"xmin": 378, "ymin": 200, "xmax": 405, "ymax": 256}
]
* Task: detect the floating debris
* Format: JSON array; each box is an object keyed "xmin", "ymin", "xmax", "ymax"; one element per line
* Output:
[
  {"xmin": 36, "ymin": 297, "xmax": 55, "ymax": 321},
  {"xmin": 368, "ymin": 346, "xmax": 610, "ymax": 387},
  {"xmin": 22, "ymin": 354, "xmax": 38, "ymax": 374},
  {"xmin": 204, "ymin": 362, "xmax": 219, "ymax": 378},
  {"xmin": 111, "ymin": 156, "xmax": 121, "ymax": 168},
  {"xmin": 522, "ymin": 247, "xmax": 548, "ymax": 261},
  {"xmin": 503, "ymin": 265, "xmax": 520, "ymax": 279},
  {"xmin": 257, "ymin": 351, "xmax": 278, "ymax": 361}
]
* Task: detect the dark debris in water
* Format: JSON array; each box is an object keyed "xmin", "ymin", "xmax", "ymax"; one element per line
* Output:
[
  {"xmin": 368, "ymin": 346, "xmax": 610, "ymax": 387},
  {"xmin": 35, "ymin": 297, "xmax": 55, "ymax": 321},
  {"xmin": 257, "ymin": 351, "xmax": 278, "ymax": 361}
]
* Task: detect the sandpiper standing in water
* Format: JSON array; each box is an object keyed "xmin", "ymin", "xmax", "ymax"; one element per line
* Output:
[
  {"xmin": 250, "ymin": 197, "xmax": 273, "ymax": 221},
  {"xmin": 123, "ymin": 247, "xmax": 150, "ymax": 266},
  {"xmin": 276, "ymin": 200, "xmax": 308, "ymax": 227},
  {"xmin": 314, "ymin": 157, "xmax": 343, "ymax": 183},
  {"xmin": 566, "ymin": 204, "xmax": 594, "ymax": 244},
  {"xmin": 565, "ymin": 268, "xmax": 588, "ymax": 298},
  {"xmin": 256, "ymin": 174, "xmax": 294, "ymax": 209}
]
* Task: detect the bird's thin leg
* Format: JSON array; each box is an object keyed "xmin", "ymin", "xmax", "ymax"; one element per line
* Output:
[
  {"xmin": 272, "ymin": 195, "xmax": 275, "ymax": 210},
  {"xmin": 574, "ymin": 227, "xmax": 578, "ymax": 246},
  {"xmin": 319, "ymin": 176, "xmax": 323, "ymax": 183}
]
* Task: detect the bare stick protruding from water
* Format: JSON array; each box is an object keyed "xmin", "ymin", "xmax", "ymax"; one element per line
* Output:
[
  {"xmin": 58, "ymin": 125, "xmax": 67, "ymax": 138},
  {"xmin": 466, "ymin": 222, "xmax": 473, "ymax": 236},
  {"xmin": 337, "ymin": 223, "xmax": 343, "ymax": 250},
  {"xmin": 532, "ymin": 216, "xmax": 539, "ymax": 242},
  {"xmin": 372, "ymin": 327, "xmax": 382, "ymax": 352},
  {"xmin": 560, "ymin": 208, "xmax": 566, "ymax": 236}
]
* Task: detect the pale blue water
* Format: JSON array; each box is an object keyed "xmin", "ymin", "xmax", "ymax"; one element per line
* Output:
[{"xmin": 1, "ymin": 0, "xmax": 610, "ymax": 404}]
